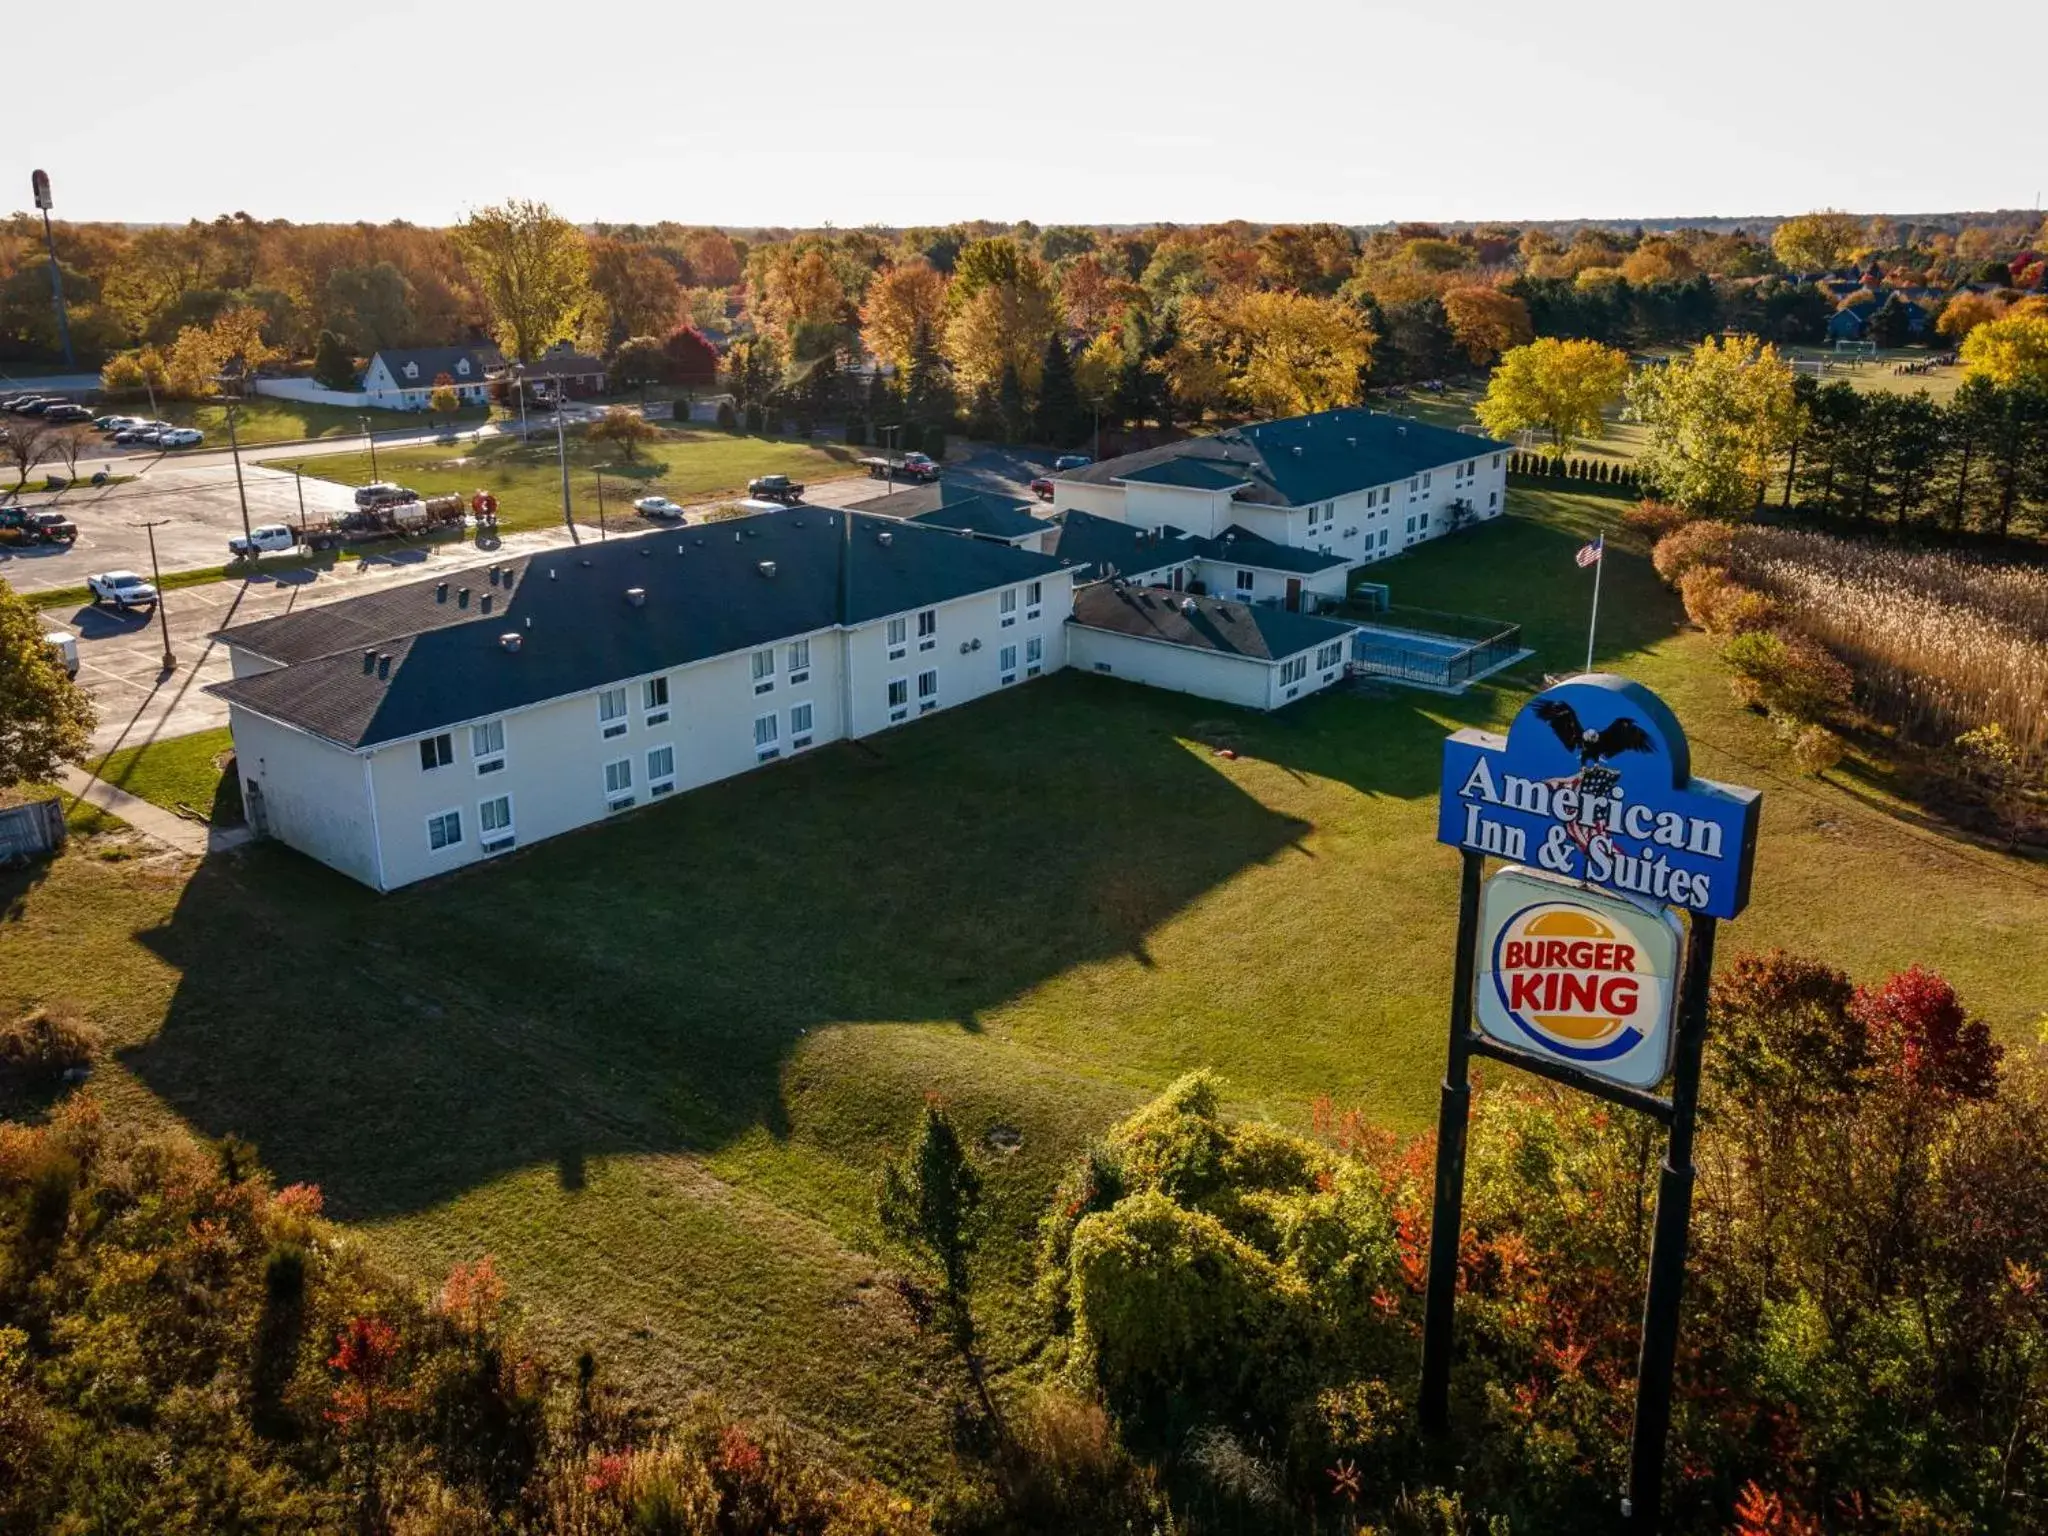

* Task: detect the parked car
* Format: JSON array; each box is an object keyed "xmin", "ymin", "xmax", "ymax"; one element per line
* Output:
[
  {"xmin": 18, "ymin": 398, "xmax": 64, "ymax": 415},
  {"xmin": 87, "ymin": 570, "xmax": 159, "ymax": 610},
  {"xmin": 1053, "ymin": 454, "xmax": 1093, "ymax": 472},
  {"xmin": 634, "ymin": 496, "xmax": 686, "ymax": 519},
  {"xmin": 159, "ymin": 427, "xmax": 204, "ymax": 447},
  {"xmin": 746, "ymin": 474, "xmax": 805, "ymax": 504},
  {"xmin": 92, "ymin": 414, "xmax": 128, "ymax": 430},
  {"xmin": 354, "ymin": 482, "xmax": 419, "ymax": 508},
  {"xmin": 115, "ymin": 423, "xmax": 169, "ymax": 444},
  {"xmin": 229, "ymin": 523, "xmax": 300, "ymax": 557},
  {"xmin": 42, "ymin": 403, "xmax": 93, "ymax": 424},
  {"xmin": 0, "ymin": 507, "xmax": 78, "ymax": 545},
  {"xmin": 1030, "ymin": 476, "xmax": 1056, "ymax": 500},
  {"xmin": 8, "ymin": 397, "xmax": 54, "ymax": 414},
  {"xmin": 0, "ymin": 394, "xmax": 39, "ymax": 410}
]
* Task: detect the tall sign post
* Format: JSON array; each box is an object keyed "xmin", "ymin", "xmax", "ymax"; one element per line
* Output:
[
  {"xmin": 1418, "ymin": 674, "xmax": 1761, "ymax": 1533},
  {"xmin": 31, "ymin": 170, "xmax": 75, "ymax": 371}
]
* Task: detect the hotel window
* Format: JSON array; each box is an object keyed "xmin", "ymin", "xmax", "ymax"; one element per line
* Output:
[
  {"xmin": 1379, "ymin": 528, "xmax": 1390, "ymax": 549},
  {"xmin": 789, "ymin": 701, "xmax": 814, "ymax": 749},
  {"xmin": 479, "ymin": 794, "xmax": 514, "ymax": 853},
  {"xmin": 999, "ymin": 643, "xmax": 1017, "ymax": 685},
  {"xmin": 999, "ymin": 589, "xmax": 1018, "ymax": 628},
  {"xmin": 886, "ymin": 677, "xmax": 909, "ymax": 722},
  {"xmin": 643, "ymin": 676, "xmax": 670, "ymax": 725},
  {"xmin": 1316, "ymin": 641, "xmax": 1344, "ymax": 671},
  {"xmin": 916, "ymin": 608, "xmax": 937, "ymax": 650},
  {"xmin": 752, "ymin": 648, "xmax": 776, "ymax": 694},
  {"xmin": 917, "ymin": 669, "xmax": 938, "ymax": 713},
  {"xmin": 787, "ymin": 638, "xmax": 811, "ymax": 684},
  {"xmin": 1419, "ymin": 511, "xmax": 1431, "ymax": 531},
  {"xmin": 1422, "ymin": 471, "xmax": 1432, "ymax": 489},
  {"xmin": 603, "ymin": 758, "xmax": 633, "ymax": 810},
  {"xmin": 1025, "ymin": 580, "xmax": 1042, "ymax": 620},
  {"xmin": 1234, "ymin": 568, "xmax": 1255, "ymax": 596},
  {"xmin": 647, "ymin": 744, "xmax": 675, "ymax": 796},
  {"xmin": 1408, "ymin": 476, "xmax": 1419, "ymax": 496},
  {"xmin": 1281, "ymin": 656, "xmax": 1307, "ymax": 685},
  {"xmin": 426, "ymin": 808, "xmax": 462, "ymax": 850},
  {"xmin": 1488, "ymin": 490, "xmax": 1499, "ymax": 510},
  {"xmin": 753, "ymin": 713, "xmax": 780, "ymax": 760},
  {"xmin": 886, "ymin": 616, "xmax": 907, "ymax": 660},
  {"xmin": 471, "ymin": 719, "xmax": 505, "ymax": 774},
  {"xmin": 1025, "ymin": 636, "xmax": 1044, "ymax": 677},
  {"xmin": 1405, "ymin": 515, "xmax": 1416, "ymax": 535},
  {"xmin": 1492, "ymin": 453, "xmax": 1501, "ymax": 469},
  {"xmin": 419, "ymin": 732, "xmax": 453, "ymax": 771},
  {"xmin": 598, "ymin": 687, "xmax": 628, "ymax": 738}
]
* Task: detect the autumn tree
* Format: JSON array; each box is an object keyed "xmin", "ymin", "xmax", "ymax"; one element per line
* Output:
[
  {"xmin": 683, "ymin": 229, "xmax": 743, "ymax": 288},
  {"xmin": 1474, "ymin": 337, "xmax": 1630, "ymax": 455},
  {"xmin": 585, "ymin": 237, "xmax": 682, "ymax": 348},
  {"xmin": 1181, "ymin": 290, "xmax": 1374, "ymax": 418},
  {"xmin": 1626, "ymin": 333, "xmax": 1800, "ymax": 510},
  {"xmin": 752, "ymin": 246, "xmax": 853, "ymax": 362},
  {"xmin": 661, "ymin": 325, "xmax": 720, "ymax": 388},
  {"xmin": 587, "ymin": 405, "xmax": 659, "ymax": 463},
  {"xmin": 453, "ymin": 199, "xmax": 591, "ymax": 363},
  {"xmin": 0, "ymin": 576, "xmax": 96, "ymax": 786},
  {"xmin": 1441, "ymin": 286, "xmax": 1533, "ymax": 366},
  {"xmin": 1936, "ymin": 292, "xmax": 2005, "ymax": 343},
  {"xmin": 943, "ymin": 237, "xmax": 1059, "ymax": 396},
  {"xmin": 611, "ymin": 335, "xmax": 666, "ymax": 400},
  {"xmin": 1255, "ymin": 222, "xmax": 1359, "ymax": 295},
  {"xmin": 1619, "ymin": 238, "xmax": 1697, "ymax": 286},
  {"xmin": 322, "ymin": 262, "xmax": 416, "ymax": 353},
  {"xmin": 428, "ymin": 379, "xmax": 461, "ymax": 419},
  {"xmin": 1959, "ymin": 313, "xmax": 2048, "ymax": 389},
  {"xmin": 1059, "ymin": 252, "xmax": 1143, "ymax": 338},
  {"xmin": 860, "ymin": 260, "xmax": 949, "ymax": 373},
  {"xmin": 1770, "ymin": 211, "xmax": 1866, "ymax": 273}
]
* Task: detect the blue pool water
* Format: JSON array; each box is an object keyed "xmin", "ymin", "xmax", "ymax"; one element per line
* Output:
[{"xmin": 1353, "ymin": 624, "xmax": 1471, "ymax": 661}]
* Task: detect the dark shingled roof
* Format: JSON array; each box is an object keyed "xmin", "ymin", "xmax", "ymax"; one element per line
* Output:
[
  {"xmin": 907, "ymin": 493, "xmax": 1048, "ymax": 543},
  {"xmin": 849, "ymin": 484, "xmax": 945, "ymax": 518},
  {"xmin": 1069, "ymin": 583, "xmax": 1356, "ymax": 664},
  {"xmin": 1058, "ymin": 407, "xmax": 1506, "ymax": 507},
  {"xmin": 1045, "ymin": 510, "xmax": 1202, "ymax": 581},
  {"xmin": 1204, "ymin": 525, "xmax": 1349, "ymax": 575},
  {"xmin": 371, "ymin": 345, "xmax": 500, "ymax": 386},
  {"xmin": 208, "ymin": 509, "xmax": 1069, "ymax": 750}
]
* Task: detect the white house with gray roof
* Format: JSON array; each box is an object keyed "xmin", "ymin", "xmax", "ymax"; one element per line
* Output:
[
  {"xmin": 361, "ymin": 346, "xmax": 502, "ymax": 410},
  {"xmin": 1050, "ymin": 408, "xmax": 1509, "ymax": 572}
]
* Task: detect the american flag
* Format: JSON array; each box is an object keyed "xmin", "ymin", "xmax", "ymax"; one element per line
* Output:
[{"xmin": 1576, "ymin": 535, "xmax": 1604, "ymax": 568}]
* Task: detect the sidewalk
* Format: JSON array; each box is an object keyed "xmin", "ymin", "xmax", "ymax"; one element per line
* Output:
[{"xmin": 55, "ymin": 764, "xmax": 254, "ymax": 858}]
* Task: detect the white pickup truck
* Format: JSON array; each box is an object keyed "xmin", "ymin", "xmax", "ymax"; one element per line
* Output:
[
  {"xmin": 229, "ymin": 523, "xmax": 301, "ymax": 558},
  {"xmin": 86, "ymin": 570, "xmax": 160, "ymax": 611}
]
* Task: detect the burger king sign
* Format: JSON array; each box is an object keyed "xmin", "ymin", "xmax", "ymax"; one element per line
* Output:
[{"xmin": 1476, "ymin": 866, "xmax": 1684, "ymax": 1090}]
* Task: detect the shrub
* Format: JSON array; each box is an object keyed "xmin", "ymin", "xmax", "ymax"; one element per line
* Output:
[
  {"xmin": 0, "ymin": 1008, "xmax": 99, "ymax": 1093},
  {"xmin": 1789, "ymin": 723, "xmax": 1846, "ymax": 776},
  {"xmin": 715, "ymin": 400, "xmax": 737, "ymax": 431},
  {"xmin": 1679, "ymin": 566, "xmax": 1735, "ymax": 630},
  {"xmin": 1724, "ymin": 629, "xmax": 1852, "ymax": 721},
  {"xmin": 1623, "ymin": 499, "xmax": 1691, "ymax": 541},
  {"xmin": 743, "ymin": 403, "xmax": 763, "ymax": 434},
  {"xmin": 1651, "ymin": 519, "xmax": 1736, "ymax": 585},
  {"xmin": 1713, "ymin": 585, "xmax": 1777, "ymax": 636}
]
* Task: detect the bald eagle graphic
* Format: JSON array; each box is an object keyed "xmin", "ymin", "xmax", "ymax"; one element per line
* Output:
[{"xmin": 1533, "ymin": 698, "xmax": 1655, "ymax": 804}]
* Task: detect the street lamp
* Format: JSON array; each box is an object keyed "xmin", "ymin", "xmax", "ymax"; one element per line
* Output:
[
  {"xmin": 553, "ymin": 375, "xmax": 577, "ymax": 545},
  {"xmin": 224, "ymin": 399, "xmax": 253, "ymax": 551},
  {"xmin": 358, "ymin": 416, "xmax": 381, "ymax": 481},
  {"xmin": 136, "ymin": 518, "xmax": 174, "ymax": 670},
  {"xmin": 512, "ymin": 364, "xmax": 529, "ymax": 441}
]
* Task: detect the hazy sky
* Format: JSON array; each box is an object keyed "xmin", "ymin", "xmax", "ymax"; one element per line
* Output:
[{"xmin": 16, "ymin": 0, "xmax": 2045, "ymax": 228}]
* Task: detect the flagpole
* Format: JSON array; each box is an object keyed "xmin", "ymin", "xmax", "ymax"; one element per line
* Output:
[{"xmin": 1585, "ymin": 541, "xmax": 1604, "ymax": 673}]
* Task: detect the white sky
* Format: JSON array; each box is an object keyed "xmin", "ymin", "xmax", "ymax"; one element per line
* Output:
[{"xmin": 13, "ymin": 0, "xmax": 2044, "ymax": 229}]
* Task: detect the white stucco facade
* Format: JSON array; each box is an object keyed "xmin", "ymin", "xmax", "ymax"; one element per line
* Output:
[{"xmin": 1066, "ymin": 623, "xmax": 1353, "ymax": 712}]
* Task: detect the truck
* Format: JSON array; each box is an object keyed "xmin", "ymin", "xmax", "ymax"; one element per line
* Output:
[
  {"xmin": 745, "ymin": 473, "xmax": 805, "ymax": 504},
  {"xmin": 300, "ymin": 494, "xmax": 467, "ymax": 553},
  {"xmin": 229, "ymin": 523, "xmax": 301, "ymax": 558},
  {"xmin": 855, "ymin": 451, "xmax": 940, "ymax": 484},
  {"xmin": 0, "ymin": 507, "xmax": 78, "ymax": 545}
]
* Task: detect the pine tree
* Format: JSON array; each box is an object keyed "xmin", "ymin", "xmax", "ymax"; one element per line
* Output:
[
  {"xmin": 312, "ymin": 329, "xmax": 356, "ymax": 391},
  {"xmin": 1033, "ymin": 334, "xmax": 1085, "ymax": 447},
  {"xmin": 997, "ymin": 361, "xmax": 1028, "ymax": 443},
  {"xmin": 903, "ymin": 319, "xmax": 951, "ymax": 430}
]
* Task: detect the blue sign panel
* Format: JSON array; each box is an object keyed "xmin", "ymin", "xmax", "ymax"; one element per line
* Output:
[{"xmin": 1437, "ymin": 673, "xmax": 1761, "ymax": 920}]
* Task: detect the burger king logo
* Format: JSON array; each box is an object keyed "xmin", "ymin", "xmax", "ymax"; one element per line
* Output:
[{"xmin": 1473, "ymin": 870, "xmax": 1684, "ymax": 1088}]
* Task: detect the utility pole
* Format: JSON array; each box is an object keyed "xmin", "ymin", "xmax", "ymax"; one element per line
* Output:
[
  {"xmin": 293, "ymin": 464, "xmax": 308, "ymax": 535},
  {"xmin": 554, "ymin": 381, "xmax": 578, "ymax": 545},
  {"xmin": 594, "ymin": 470, "xmax": 608, "ymax": 541},
  {"xmin": 358, "ymin": 415, "xmax": 381, "ymax": 481},
  {"xmin": 30, "ymin": 171, "xmax": 74, "ymax": 371},
  {"xmin": 136, "ymin": 519, "xmax": 174, "ymax": 670},
  {"xmin": 225, "ymin": 401, "xmax": 253, "ymax": 550},
  {"xmin": 513, "ymin": 365, "xmax": 529, "ymax": 441}
]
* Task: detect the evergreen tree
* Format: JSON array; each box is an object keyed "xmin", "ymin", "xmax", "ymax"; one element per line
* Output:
[
  {"xmin": 311, "ymin": 329, "xmax": 356, "ymax": 391},
  {"xmin": 1869, "ymin": 293, "xmax": 1916, "ymax": 351},
  {"xmin": 997, "ymin": 360, "xmax": 1028, "ymax": 443},
  {"xmin": 903, "ymin": 318, "xmax": 951, "ymax": 429},
  {"xmin": 1033, "ymin": 334, "xmax": 1085, "ymax": 447}
]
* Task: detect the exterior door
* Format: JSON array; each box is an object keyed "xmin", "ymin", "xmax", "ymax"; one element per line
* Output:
[
  {"xmin": 1285, "ymin": 577, "xmax": 1302, "ymax": 612},
  {"xmin": 1171, "ymin": 567, "xmax": 1184, "ymax": 592}
]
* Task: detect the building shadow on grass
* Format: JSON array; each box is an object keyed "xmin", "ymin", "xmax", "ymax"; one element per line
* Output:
[{"xmin": 122, "ymin": 676, "xmax": 1318, "ymax": 1221}]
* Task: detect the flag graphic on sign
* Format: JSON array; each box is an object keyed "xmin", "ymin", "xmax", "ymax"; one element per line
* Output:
[{"xmin": 1576, "ymin": 535, "xmax": 1604, "ymax": 568}]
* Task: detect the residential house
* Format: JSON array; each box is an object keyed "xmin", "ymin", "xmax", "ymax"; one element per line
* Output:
[
  {"xmin": 1049, "ymin": 408, "xmax": 1509, "ymax": 571},
  {"xmin": 1067, "ymin": 584, "xmax": 1358, "ymax": 711},
  {"xmin": 361, "ymin": 346, "xmax": 502, "ymax": 410},
  {"xmin": 207, "ymin": 509, "xmax": 1075, "ymax": 891},
  {"xmin": 515, "ymin": 341, "xmax": 608, "ymax": 399}
]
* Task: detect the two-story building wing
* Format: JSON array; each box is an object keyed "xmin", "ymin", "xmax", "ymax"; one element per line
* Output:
[
  {"xmin": 206, "ymin": 509, "xmax": 1076, "ymax": 891},
  {"xmin": 1049, "ymin": 407, "xmax": 1510, "ymax": 570}
]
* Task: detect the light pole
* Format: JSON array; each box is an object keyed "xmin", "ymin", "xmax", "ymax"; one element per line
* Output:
[
  {"xmin": 293, "ymin": 464, "xmax": 308, "ymax": 535},
  {"xmin": 358, "ymin": 416, "xmax": 381, "ymax": 481},
  {"xmin": 553, "ymin": 379, "xmax": 578, "ymax": 545},
  {"xmin": 30, "ymin": 171, "xmax": 74, "ymax": 371},
  {"xmin": 513, "ymin": 365, "xmax": 529, "ymax": 441},
  {"xmin": 225, "ymin": 400, "xmax": 253, "ymax": 550},
  {"xmin": 594, "ymin": 470, "xmax": 608, "ymax": 541},
  {"xmin": 136, "ymin": 519, "xmax": 174, "ymax": 670}
]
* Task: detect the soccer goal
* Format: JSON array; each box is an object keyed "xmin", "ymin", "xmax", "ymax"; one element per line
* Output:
[{"xmin": 1831, "ymin": 339, "xmax": 1876, "ymax": 361}]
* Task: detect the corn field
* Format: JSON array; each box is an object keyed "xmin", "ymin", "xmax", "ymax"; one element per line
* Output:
[{"xmin": 1722, "ymin": 528, "xmax": 2048, "ymax": 767}]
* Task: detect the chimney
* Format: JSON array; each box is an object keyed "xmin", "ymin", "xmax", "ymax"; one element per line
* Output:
[
  {"xmin": 376, "ymin": 653, "xmax": 391, "ymax": 678},
  {"xmin": 362, "ymin": 648, "xmax": 376, "ymax": 673},
  {"xmin": 481, "ymin": 593, "xmax": 492, "ymax": 613},
  {"xmin": 499, "ymin": 633, "xmax": 522, "ymax": 652},
  {"xmin": 758, "ymin": 560, "xmax": 777, "ymax": 577},
  {"xmin": 625, "ymin": 587, "xmax": 646, "ymax": 607},
  {"xmin": 457, "ymin": 587, "xmax": 470, "ymax": 608},
  {"xmin": 435, "ymin": 581, "xmax": 448, "ymax": 602}
]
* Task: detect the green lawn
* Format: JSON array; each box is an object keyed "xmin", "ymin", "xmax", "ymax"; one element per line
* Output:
[
  {"xmin": 266, "ymin": 428, "xmax": 866, "ymax": 535},
  {"xmin": 91, "ymin": 727, "xmax": 239, "ymax": 826},
  {"xmin": 132, "ymin": 397, "xmax": 492, "ymax": 448},
  {"xmin": 5, "ymin": 485, "xmax": 2045, "ymax": 1490}
]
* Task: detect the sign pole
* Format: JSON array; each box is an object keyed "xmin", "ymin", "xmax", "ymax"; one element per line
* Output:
[
  {"xmin": 1623, "ymin": 913, "xmax": 1717, "ymax": 1533},
  {"xmin": 1585, "ymin": 544, "xmax": 1604, "ymax": 673},
  {"xmin": 1419, "ymin": 847, "xmax": 1486, "ymax": 1433}
]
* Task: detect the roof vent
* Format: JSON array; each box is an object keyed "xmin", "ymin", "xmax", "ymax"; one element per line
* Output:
[
  {"xmin": 500, "ymin": 633, "xmax": 522, "ymax": 652},
  {"xmin": 548, "ymin": 568, "xmax": 557, "ymax": 580},
  {"xmin": 362, "ymin": 648, "xmax": 376, "ymax": 672},
  {"xmin": 640, "ymin": 546, "xmax": 651, "ymax": 557},
  {"xmin": 734, "ymin": 531, "xmax": 742, "ymax": 543},
  {"xmin": 1397, "ymin": 424, "xmax": 1407, "ymax": 436},
  {"xmin": 625, "ymin": 587, "xmax": 646, "ymax": 607},
  {"xmin": 1181, "ymin": 598, "xmax": 1197, "ymax": 616},
  {"xmin": 456, "ymin": 587, "xmax": 470, "ymax": 608},
  {"xmin": 435, "ymin": 581, "xmax": 448, "ymax": 602},
  {"xmin": 1292, "ymin": 445, "xmax": 1303, "ymax": 457},
  {"xmin": 677, "ymin": 544, "xmax": 686, "ymax": 554},
  {"xmin": 487, "ymin": 566, "xmax": 499, "ymax": 585},
  {"xmin": 1346, "ymin": 436, "xmax": 1357, "ymax": 447},
  {"xmin": 481, "ymin": 594, "xmax": 493, "ymax": 613},
  {"xmin": 579, "ymin": 558, "xmax": 593, "ymax": 567},
  {"xmin": 376, "ymin": 653, "xmax": 391, "ymax": 678},
  {"xmin": 758, "ymin": 559, "xmax": 777, "ymax": 578},
  {"xmin": 877, "ymin": 529, "xmax": 893, "ymax": 546},
  {"xmin": 501, "ymin": 570, "xmax": 515, "ymax": 590}
]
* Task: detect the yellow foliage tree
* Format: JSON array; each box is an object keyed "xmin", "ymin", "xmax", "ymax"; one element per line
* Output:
[
  {"xmin": 1441, "ymin": 286, "xmax": 1533, "ymax": 366},
  {"xmin": 942, "ymin": 239, "xmax": 1058, "ymax": 395},
  {"xmin": 1958, "ymin": 314, "xmax": 2048, "ymax": 388},
  {"xmin": 1187, "ymin": 290, "xmax": 1374, "ymax": 418},
  {"xmin": 1935, "ymin": 293, "xmax": 2006, "ymax": 343},
  {"xmin": 452, "ymin": 199, "xmax": 591, "ymax": 363},
  {"xmin": 754, "ymin": 247, "xmax": 852, "ymax": 360},
  {"xmin": 1072, "ymin": 332, "xmax": 1124, "ymax": 412},
  {"xmin": 1625, "ymin": 335, "xmax": 1798, "ymax": 511},
  {"xmin": 1474, "ymin": 338, "xmax": 1630, "ymax": 456},
  {"xmin": 860, "ymin": 261, "xmax": 949, "ymax": 373},
  {"xmin": 1619, "ymin": 240, "xmax": 1697, "ymax": 285},
  {"xmin": 1770, "ymin": 211, "xmax": 1866, "ymax": 273},
  {"xmin": 164, "ymin": 325, "xmax": 222, "ymax": 398}
]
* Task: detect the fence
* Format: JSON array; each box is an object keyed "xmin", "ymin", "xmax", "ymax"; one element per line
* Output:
[
  {"xmin": 1348, "ymin": 605, "xmax": 1524, "ymax": 690},
  {"xmin": 0, "ymin": 797, "xmax": 65, "ymax": 862}
]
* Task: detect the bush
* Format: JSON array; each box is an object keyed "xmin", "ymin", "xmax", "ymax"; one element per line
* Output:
[
  {"xmin": 1623, "ymin": 499, "xmax": 1691, "ymax": 541},
  {"xmin": 743, "ymin": 403, "xmax": 763, "ymax": 434},
  {"xmin": 1651, "ymin": 519, "xmax": 1736, "ymax": 585},
  {"xmin": 1680, "ymin": 569, "xmax": 1775, "ymax": 636},
  {"xmin": 1790, "ymin": 723, "xmax": 1847, "ymax": 775},
  {"xmin": 0, "ymin": 1009, "xmax": 99, "ymax": 1093},
  {"xmin": 715, "ymin": 400, "xmax": 737, "ymax": 431},
  {"xmin": 1678, "ymin": 566, "xmax": 1734, "ymax": 630},
  {"xmin": 1724, "ymin": 629, "xmax": 1853, "ymax": 721}
]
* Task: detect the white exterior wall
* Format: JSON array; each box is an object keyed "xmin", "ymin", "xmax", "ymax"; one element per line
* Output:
[
  {"xmin": 1191, "ymin": 558, "xmax": 1348, "ymax": 607},
  {"xmin": 229, "ymin": 649, "xmax": 283, "ymax": 680},
  {"xmin": 1263, "ymin": 635, "xmax": 1356, "ymax": 709},
  {"xmin": 229, "ymin": 706, "xmax": 384, "ymax": 888},
  {"xmin": 1067, "ymin": 625, "xmax": 1274, "ymax": 710},
  {"xmin": 251, "ymin": 378, "xmax": 372, "ymax": 407},
  {"xmin": 1119, "ymin": 484, "xmax": 1236, "ymax": 537},
  {"xmin": 360, "ymin": 356, "xmax": 493, "ymax": 413},
  {"xmin": 1050, "ymin": 481, "xmax": 1126, "ymax": 520},
  {"xmin": 844, "ymin": 572, "xmax": 1075, "ymax": 738}
]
